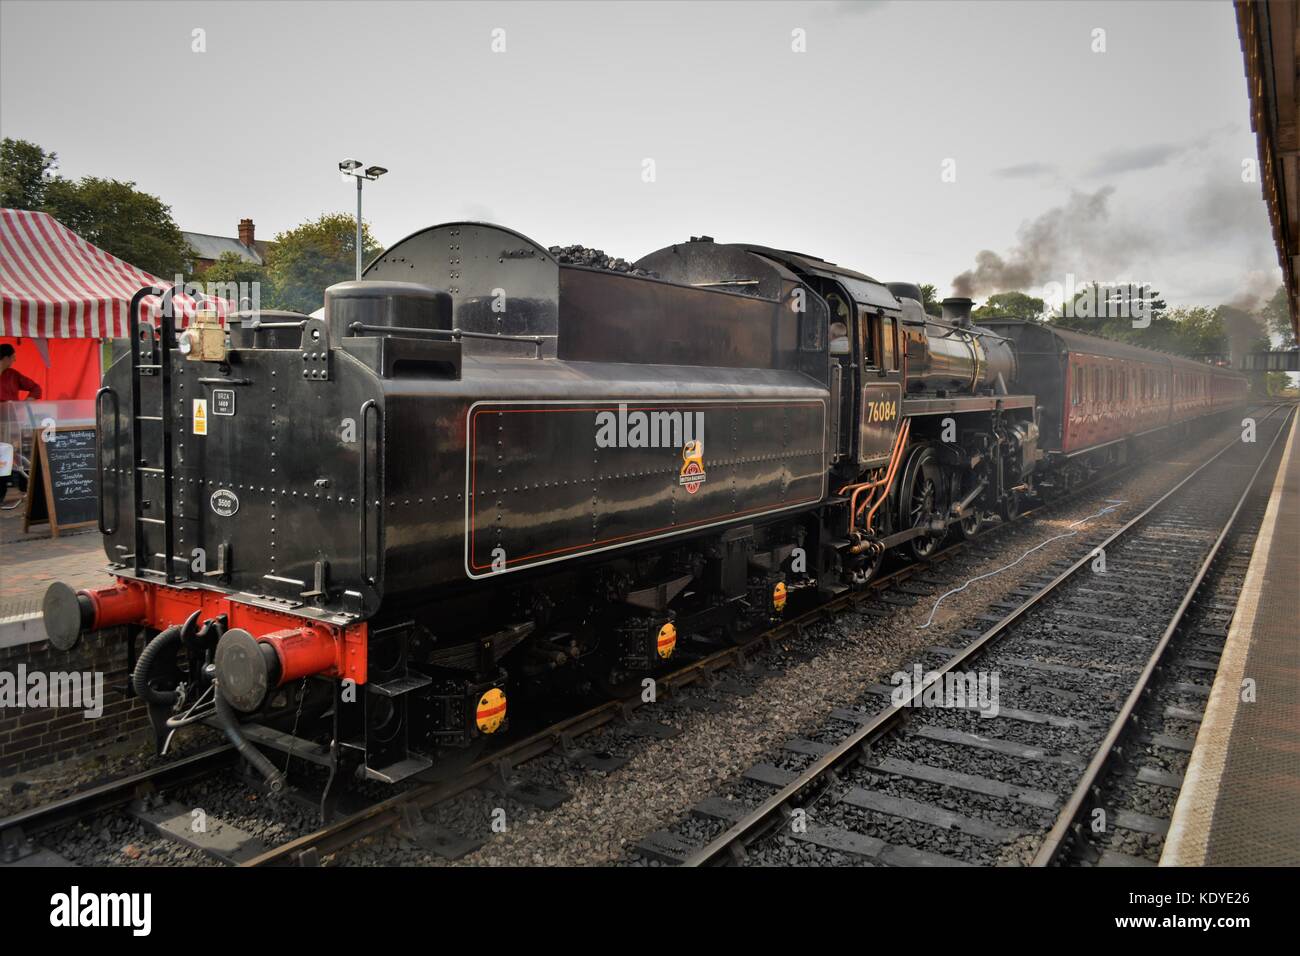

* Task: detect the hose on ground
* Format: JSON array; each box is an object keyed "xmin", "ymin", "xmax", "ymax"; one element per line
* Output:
[{"xmin": 214, "ymin": 682, "xmax": 286, "ymax": 795}]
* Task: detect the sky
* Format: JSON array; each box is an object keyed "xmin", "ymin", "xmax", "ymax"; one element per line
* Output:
[{"xmin": 0, "ymin": 0, "xmax": 1282, "ymax": 310}]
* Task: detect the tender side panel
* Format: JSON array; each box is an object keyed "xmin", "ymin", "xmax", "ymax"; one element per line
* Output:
[{"xmin": 465, "ymin": 399, "xmax": 826, "ymax": 578}]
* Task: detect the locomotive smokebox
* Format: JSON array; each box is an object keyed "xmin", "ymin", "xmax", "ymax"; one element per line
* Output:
[
  {"xmin": 941, "ymin": 296, "xmax": 974, "ymax": 328},
  {"xmin": 325, "ymin": 279, "xmax": 453, "ymax": 342}
]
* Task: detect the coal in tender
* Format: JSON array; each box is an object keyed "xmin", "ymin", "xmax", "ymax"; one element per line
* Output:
[{"xmin": 547, "ymin": 245, "xmax": 660, "ymax": 279}]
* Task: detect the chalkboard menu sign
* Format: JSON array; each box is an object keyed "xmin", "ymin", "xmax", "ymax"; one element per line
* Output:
[{"xmin": 24, "ymin": 426, "xmax": 98, "ymax": 537}]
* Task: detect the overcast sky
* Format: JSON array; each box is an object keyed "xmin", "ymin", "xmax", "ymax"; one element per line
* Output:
[{"xmin": 0, "ymin": 0, "xmax": 1280, "ymax": 309}]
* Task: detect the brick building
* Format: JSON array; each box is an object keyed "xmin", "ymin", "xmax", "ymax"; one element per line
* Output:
[{"xmin": 184, "ymin": 218, "xmax": 274, "ymax": 274}]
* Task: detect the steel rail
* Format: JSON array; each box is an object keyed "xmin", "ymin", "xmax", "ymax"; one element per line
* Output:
[
  {"xmin": 0, "ymin": 745, "xmax": 236, "ymax": 855},
  {"xmin": 239, "ymin": 428, "xmax": 1186, "ymax": 867},
  {"xmin": 1033, "ymin": 404, "xmax": 1295, "ymax": 865},
  {"xmin": 681, "ymin": 405, "xmax": 1290, "ymax": 866},
  {"xmin": 240, "ymin": 551, "xmax": 964, "ymax": 866},
  {"xmin": 0, "ymin": 409, "xmax": 1260, "ymax": 865}
]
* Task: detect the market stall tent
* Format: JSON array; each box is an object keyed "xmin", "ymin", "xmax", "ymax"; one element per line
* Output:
[{"xmin": 1, "ymin": 207, "xmax": 225, "ymax": 400}]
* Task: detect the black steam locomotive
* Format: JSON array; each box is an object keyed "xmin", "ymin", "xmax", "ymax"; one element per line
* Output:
[{"xmin": 43, "ymin": 222, "xmax": 1245, "ymax": 788}]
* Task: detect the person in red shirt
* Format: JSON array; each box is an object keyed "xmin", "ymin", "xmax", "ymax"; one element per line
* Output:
[
  {"xmin": 0, "ymin": 344, "xmax": 43, "ymax": 401},
  {"xmin": 0, "ymin": 343, "xmax": 40, "ymax": 501}
]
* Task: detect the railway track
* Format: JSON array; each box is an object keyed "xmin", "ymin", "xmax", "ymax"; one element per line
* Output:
[
  {"xmin": 2, "ymin": 526, "xmax": 1002, "ymax": 868},
  {"xmin": 0, "ymin": 411, "xmax": 1273, "ymax": 867},
  {"xmin": 0, "ymin": 745, "xmax": 236, "ymax": 865},
  {"xmin": 1055, "ymin": 423, "xmax": 1287, "ymax": 866},
  {"xmin": 239, "ymin": 416, "xmax": 1251, "ymax": 867},
  {"xmin": 646, "ymin": 405, "xmax": 1291, "ymax": 867}
]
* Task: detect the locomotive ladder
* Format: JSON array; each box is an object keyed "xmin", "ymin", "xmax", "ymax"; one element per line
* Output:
[{"xmin": 127, "ymin": 285, "xmax": 180, "ymax": 584}]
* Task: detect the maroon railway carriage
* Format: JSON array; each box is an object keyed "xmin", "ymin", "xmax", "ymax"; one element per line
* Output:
[{"xmin": 984, "ymin": 321, "xmax": 1248, "ymax": 468}]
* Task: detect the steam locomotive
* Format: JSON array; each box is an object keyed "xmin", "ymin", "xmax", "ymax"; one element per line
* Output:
[{"xmin": 42, "ymin": 222, "xmax": 1247, "ymax": 789}]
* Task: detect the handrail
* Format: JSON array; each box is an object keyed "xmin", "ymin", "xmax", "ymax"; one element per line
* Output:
[
  {"xmin": 128, "ymin": 285, "xmax": 168, "ymax": 575},
  {"xmin": 157, "ymin": 287, "xmax": 178, "ymax": 584},
  {"xmin": 95, "ymin": 385, "xmax": 120, "ymax": 534},
  {"xmin": 358, "ymin": 399, "xmax": 380, "ymax": 591},
  {"xmin": 347, "ymin": 322, "xmax": 553, "ymax": 358}
]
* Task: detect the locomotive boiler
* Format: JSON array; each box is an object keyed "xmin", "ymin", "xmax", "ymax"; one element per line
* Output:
[{"xmin": 42, "ymin": 220, "xmax": 1238, "ymax": 791}]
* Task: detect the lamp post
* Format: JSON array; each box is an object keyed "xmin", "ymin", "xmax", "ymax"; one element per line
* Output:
[{"xmin": 338, "ymin": 159, "xmax": 388, "ymax": 280}]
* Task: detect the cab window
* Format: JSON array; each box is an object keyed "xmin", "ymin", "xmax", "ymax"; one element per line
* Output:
[
  {"xmin": 827, "ymin": 291, "xmax": 852, "ymax": 357},
  {"xmin": 880, "ymin": 316, "xmax": 898, "ymax": 371}
]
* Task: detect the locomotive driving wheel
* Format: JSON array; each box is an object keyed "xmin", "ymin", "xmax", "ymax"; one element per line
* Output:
[
  {"xmin": 1000, "ymin": 488, "xmax": 1021, "ymax": 522},
  {"xmin": 951, "ymin": 468, "xmax": 982, "ymax": 540},
  {"xmin": 854, "ymin": 547, "xmax": 885, "ymax": 586},
  {"xmin": 899, "ymin": 446, "xmax": 944, "ymax": 561},
  {"xmin": 957, "ymin": 505, "xmax": 982, "ymax": 539}
]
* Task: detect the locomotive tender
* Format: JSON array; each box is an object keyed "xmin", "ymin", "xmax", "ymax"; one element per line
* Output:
[{"xmin": 42, "ymin": 222, "xmax": 1247, "ymax": 788}]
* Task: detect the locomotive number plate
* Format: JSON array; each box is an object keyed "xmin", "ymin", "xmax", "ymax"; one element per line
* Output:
[{"xmin": 866, "ymin": 398, "xmax": 898, "ymax": 422}]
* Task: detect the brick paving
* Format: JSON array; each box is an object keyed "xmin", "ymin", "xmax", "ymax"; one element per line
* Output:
[{"xmin": 0, "ymin": 487, "xmax": 109, "ymax": 621}]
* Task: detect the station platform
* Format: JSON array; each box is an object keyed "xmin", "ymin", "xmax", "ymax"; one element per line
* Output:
[
  {"xmin": 0, "ymin": 488, "xmax": 108, "ymax": 648},
  {"xmin": 1163, "ymin": 411, "xmax": 1300, "ymax": 866}
]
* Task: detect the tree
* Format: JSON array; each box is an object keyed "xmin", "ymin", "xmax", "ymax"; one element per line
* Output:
[
  {"xmin": 917, "ymin": 283, "xmax": 942, "ymax": 317},
  {"xmin": 1167, "ymin": 306, "xmax": 1228, "ymax": 358},
  {"xmin": 2, "ymin": 139, "xmax": 193, "ymax": 279},
  {"xmin": 1264, "ymin": 371, "xmax": 1292, "ymax": 396},
  {"xmin": 1100, "ymin": 284, "xmax": 1167, "ymax": 324},
  {"xmin": 973, "ymin": 291, "xmax": 1046, "ymax": 321},
  {"xmin": 1258, "ymin": 283, "xmax": 1295, "ymax": 348},
  {"xmin": 42, "ymin": 176, "xmax": 193, "ymax": 280},
  {"xmin": 198, "ymin": 252, "xmax": 272, "ymax": 311},
  {"xmin": 1, "ymin": 138, "xmax": 57, "ymax": 209},
  {"xmin": 264, "ymin": 212, "xmax": 382, "ymax": 314}
]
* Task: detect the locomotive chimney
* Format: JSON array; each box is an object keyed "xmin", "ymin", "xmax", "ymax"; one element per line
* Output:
[
  {"xmin": 238, "ymin": 218, "xmax": 255, "ymax": 247},
  {"xmin": 941, "ymin": 296, "xmax": 974, "ymax": 328}
]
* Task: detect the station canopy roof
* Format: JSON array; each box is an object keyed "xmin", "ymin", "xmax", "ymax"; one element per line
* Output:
[
  {"xmin": 1, "ymin": 208, "xmax": 228, "ymax": 339},
  {"xmin": 1237, "ymin": 0, "xmax": 1299, "ymax": 334}
]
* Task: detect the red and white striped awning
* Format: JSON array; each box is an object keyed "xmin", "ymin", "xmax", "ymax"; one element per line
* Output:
[{"xmin": 1, "ymin": 208, "xmax": 229, "ymax": 339}]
